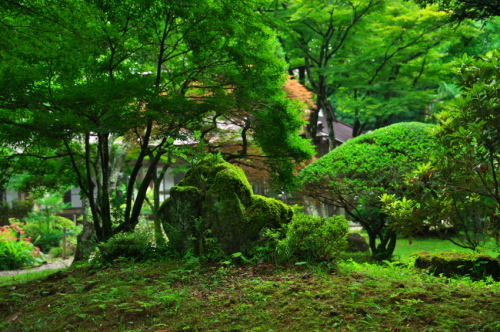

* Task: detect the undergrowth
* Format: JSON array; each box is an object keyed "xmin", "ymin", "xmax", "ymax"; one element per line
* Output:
[{"xmin": 0, "ymin": 258, "xmax": 498, "ymax": 331}]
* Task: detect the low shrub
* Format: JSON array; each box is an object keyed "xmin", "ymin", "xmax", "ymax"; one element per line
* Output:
[
  {"xmin": 0, "ymin": 224, "xmax": 42, "ymax": 270},
  {"xmin": 48, "ymin": 246, "xmax": 74, "ymax": 258},
  {"xmin": 414, "ymin": 251, "xmax": 500, "ymax": 280},
  {"xmin": 249, "ymin": 227, "xmax": 283, "ymax": 263},
  {"xmin": 97, "ymin": 231, "xmax": 155, "ymax": 263},
  {"xmin": 23, "ymin": 215, "xmax": 78, "ymax": 253},
  {"xmin": 277, "ymin": 213, "xmax": 349, "ymax": 263}
]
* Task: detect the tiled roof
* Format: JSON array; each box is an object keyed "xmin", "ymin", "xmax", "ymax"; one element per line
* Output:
[{"xmin": 317, "ymin": 116, "xmax": 356, "ymax": 143}]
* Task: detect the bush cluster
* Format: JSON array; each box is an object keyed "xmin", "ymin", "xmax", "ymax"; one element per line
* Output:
[
  {"xmin": 0, "ymin": 223, "xmax": 41, "ymax": 270},
  {"xmin": 277, "ymin": 213, "xmax": 349, "ymax": 263},
  {"xmin": 48, "ymin": 246, "xmax": 74, "ymax": 258},
  {"xmin": 97, "ymin": 231, "xmax": 156, "ymax": 263},
  {"xmin": 414, "ymin": 251, "xmax": 500, "ymax": 281},
  {"xmin": 23, "ymin": 215, "xmax": 76, "ymax": 253}
]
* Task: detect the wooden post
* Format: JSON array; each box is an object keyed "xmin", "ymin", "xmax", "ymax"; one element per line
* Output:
[{"xmin": 62, "ymin": 227, "xmax": 67, "ymax": 260}]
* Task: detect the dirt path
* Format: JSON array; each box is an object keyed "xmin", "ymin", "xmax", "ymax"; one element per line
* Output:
[{"xmin": 0, "ymin": 258, "xmax": 73, "ymax": 278}]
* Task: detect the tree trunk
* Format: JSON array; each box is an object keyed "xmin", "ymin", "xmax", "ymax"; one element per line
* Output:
[
  {"xmin": 316, "ymin": 74, "xmax": 337, "ymax": 151},
  {"xmin": 324, "ymin": 103, "xmax": 337, "ymax": 151},
  {"xmin": 72, "ymin": 198, "xmax": 95, "ymax": 264},
  {"xmin": 153, "ymin": 159, "xmax": 171, "ymax": 247}
]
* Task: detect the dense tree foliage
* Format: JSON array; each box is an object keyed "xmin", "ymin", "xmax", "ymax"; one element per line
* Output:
[
  {"xmin": 332, "ymin": 0, "xmax": 469, "ymax": 134},
  {"xmin": 299, "ymin": 122, "xmax": 435, "ymax": 259},
  {"xmin": 269, "ymin": 0, "xmax": 477, "ymax": 145},
  {"xmin": 413, "ymin": 0, "xmax": 500, "ymax": 20},
  {"xmin": 2, "ymin": 0, "xmax": 500, "ymax": 261},
  {"xmin": 270, "ymin": 0, "xmax": 383, "ymax": 148},
  {"xmin": 382, "ymin": 50, "xmax": 500, "ymax": 251},
  {"xmin": 0, "ymin": 0, "xmax": 312, "ymax": 248}
]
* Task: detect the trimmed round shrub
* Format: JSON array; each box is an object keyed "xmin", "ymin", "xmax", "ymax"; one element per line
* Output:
[
  {"xmin": 98, "ymin": 231, "xmax": 155, "ymax": 263},
  {"xmin": 277, "ymin": 213, "xmax": 349, "ymax": 262},
  {"xmin": 300, "ymin": 122, "xmax": 435, "ymax": 260},
  {"xmin": 48, "ymin": 246, "xmax": 63, "ymax": 258}
]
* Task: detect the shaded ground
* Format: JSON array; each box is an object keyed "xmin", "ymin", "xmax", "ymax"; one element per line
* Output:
[{"xmin": 1, "ymin": 259, "xmax": 499, "ymax": 331}]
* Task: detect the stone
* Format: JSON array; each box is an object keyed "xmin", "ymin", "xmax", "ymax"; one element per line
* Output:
[
  {"xmin": 414, "ymin": 251, "xmax": 500, "ymax": 281},
  {"xmin": 345, "ymin": 232, "xmax": 370, "ymax": 253},
  {"xmin": 158, "ymin": 155, "xmax": 293, "ymax": 256}
]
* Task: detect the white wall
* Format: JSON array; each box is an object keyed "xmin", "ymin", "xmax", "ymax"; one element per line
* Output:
[
  {"xmin": 5, "ymin": 190, "xmax": 18, "ymax": 203},
  {"xmin": 69, "ymin": 188, "xmax": 83, "ymax": 208},
  {"xmin": 158, "ymin": 167, "xmax": 176, "ymax": 202}
]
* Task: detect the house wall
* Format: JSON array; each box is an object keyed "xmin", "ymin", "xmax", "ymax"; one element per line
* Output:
[
  {"xmin": 0, "ymin": 190, "xmax": 22, "ymax": 203},
  {"xmin": 156, "ymin": 167, "xmax": 177, "ymax": 202},
  {"xmin": 67, "ymin": 188, "xmax": 83, "ymax": 208},
  {"xmin": 4, "ymin": 190, "xmax": 19, "ymax": 203}
]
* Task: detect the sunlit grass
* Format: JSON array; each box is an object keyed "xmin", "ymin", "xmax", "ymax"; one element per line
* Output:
[
  {"xmin": 393, "ymin": 237, "xmax": 498, "ymax": 262},
  {"xmin": 351, "ymin": 229, "xmax": 498, "ymax": 262}
]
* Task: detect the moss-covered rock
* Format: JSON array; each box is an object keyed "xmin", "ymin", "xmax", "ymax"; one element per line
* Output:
[
  {"xmin": 345, "ymin": 233, "xmax": 370, "ymax": 253},
  {"xmin": 159, "ymin": 155, "xmax": 293, "ymax": 256},
  {"xmin": 414, "ymin": 251, "xmax": 500, "ymax": 280},
  {"xmin": 158, "ymin": 186, "xmax": 202, "ymax": 255}
]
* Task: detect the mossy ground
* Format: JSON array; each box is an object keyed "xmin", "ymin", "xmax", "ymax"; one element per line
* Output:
[{"xmin": 1, "ymin": 257, "xmax": 499, "ymax": 332}]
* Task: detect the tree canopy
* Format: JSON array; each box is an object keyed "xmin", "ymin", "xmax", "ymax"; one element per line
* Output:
[
  {"xmin": 269, "ymin": 0, "xmax": 478, "ymax": 148},
  {"xmin": 2, "ymin": 0, "xmax": 500, "ymax": 260},
  {"xmin": 0, "ymin": 0, "xmax": 313, "ymax": 245},
  {"xmin": 413, "ymin": 0, "xmax": 500, "ymax": 21}
]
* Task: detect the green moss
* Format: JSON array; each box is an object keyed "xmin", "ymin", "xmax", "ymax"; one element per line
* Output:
[
  {"xmin": 179, "ymin": 156, "xmax": 251, "ymax": 194},
  {"xmin": 247, "ymin": 195, "xmax": 293, "ymax": 226},
  {"xmin": 414, "ymin": 251, "xmax": 500, "ymax": 280},
  {"xmin": 211, "ymin": 167, "xmax": 252, "ymax": 205},
  {"xmin": 159, "ymin": 186, "xmax": 203, "ymax": 255}
]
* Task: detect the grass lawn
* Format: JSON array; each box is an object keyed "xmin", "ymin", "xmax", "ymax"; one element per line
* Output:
[
  {"xmin": 351, "ymin": 230, "xmax": 498, "ymax": 262},
  {"xmin": 393, "ymin": 237, "xmax": 498, "ymax": 262}
]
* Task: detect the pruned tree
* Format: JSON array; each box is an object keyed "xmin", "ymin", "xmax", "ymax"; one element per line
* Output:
[{"xmin": 299, "ymin": 122, "xmax": 435, "ymax": 259}]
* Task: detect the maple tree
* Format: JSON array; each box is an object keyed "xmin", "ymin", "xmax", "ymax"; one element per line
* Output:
[
  {"xmin": 413, "ymin": 0, "xmax": 500, "ymax": 21},
  {"xmin": 0, "ymin": 0, "xmax": 312, "ymax": 250}
]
